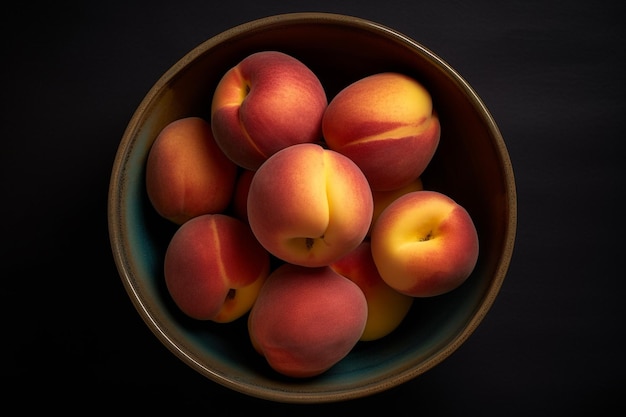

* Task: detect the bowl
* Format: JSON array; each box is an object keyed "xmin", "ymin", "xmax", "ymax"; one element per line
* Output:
[{"xmin": 108, "ymin": 12, "xmax": 516, "ymax": 403}]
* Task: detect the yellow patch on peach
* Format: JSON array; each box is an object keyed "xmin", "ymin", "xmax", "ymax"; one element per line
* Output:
[
  {"xmin": 371, "ymin": 190, "xmax": 479, "ymax": 297},
  {"xmin": 322, "ymin": 72, "xmax": 440, "ymax": 191},
  {"xmin": 387, "ymin": 198, "xmax": 454, "ymax": 249},
  {"xmin": 247, "ymin": 143, "xmax": 373, "ymax": 267},
  {"xmin": 213, "ymin": 272, "xmax": 267, "ymax": 323},
  {"xmin": 211, "ymin": 66, "xmax": 249, "ymax": 108},
  {"xmin": 331, "ymin": 241, "xmax": 413, "ymax": 341}
]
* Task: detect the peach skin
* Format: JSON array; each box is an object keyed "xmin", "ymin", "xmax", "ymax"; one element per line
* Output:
[
  {"xmin": 211, "ymin": 51, "xmax": 327, "ymax": 170},
  {"xmin": 331, "ymin": 241, "xmax": 413, "ymax": 341},
  {"xmin": 322, "ymin": 72, "xmax": 440, "ymax": 191},
  {"xmin": 371, "ymin": 190, "xmax": 479, "ymax": 297},
  {"xmin": 246, "ymin": 143, "xmax": 373, "ymax": 267},
  {"xmin": 145, "ymin": 117, "xmax": 238, "ymax": 225},
  {"xmin": 248, "ymin": 263, "xmax": 367, "ymax": 378},
  {"xmin": 164, "ymin": 214, "xmax": 270, "ymax": 322}
]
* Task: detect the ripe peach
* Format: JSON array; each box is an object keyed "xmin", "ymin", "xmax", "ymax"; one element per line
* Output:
[
  {"xmin": 211, "ymin": 51, "xmax": 328, "ymax": 170},
  {"xmin": 369, "ymin": 176, "xmax": 424, "ymax": 235},
  {"xmin": 246, "ymin": 143, "xmax": 373, "ymax": 267},
  {"xmin": 248, "ymin": 263, "xmax": 367, "ymax": 378},
  {"xmin": 145, "ymin": 117, "xmax": 238, "ymax": 225},
  {"xmin": 371, "ymin": 190, "xmax": 479, "ymax": 297},
  {"xmin": 322, "ymin": 72, "xmax": 440, "ymax": 191},
  {"xmin": 331, "ymin": 241, "xmax": 413, "ymax": 341},
  {"xmin": 164, "ymin": 214, "xmax": 270, "ymax": 322}
]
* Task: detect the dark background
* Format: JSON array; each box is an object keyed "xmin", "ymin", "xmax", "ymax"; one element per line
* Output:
[{"xmin": 4, "ymin": 1, "xmax": 624, "ymax": 415}]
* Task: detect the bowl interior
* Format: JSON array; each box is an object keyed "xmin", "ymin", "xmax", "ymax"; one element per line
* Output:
[{"xmin": 108, "ymin": 12, "xmax": 516, "ymax": 403}]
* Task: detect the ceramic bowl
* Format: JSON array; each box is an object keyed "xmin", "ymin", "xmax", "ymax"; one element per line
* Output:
[{"xmin": 108, "ymin": 12, "xmax": 516, "ymax": 403}]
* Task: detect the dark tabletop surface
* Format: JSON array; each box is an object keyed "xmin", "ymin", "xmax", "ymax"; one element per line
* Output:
[{"xmin": 4, "ymin": 1, "xmax": 624, "ymax": 415}]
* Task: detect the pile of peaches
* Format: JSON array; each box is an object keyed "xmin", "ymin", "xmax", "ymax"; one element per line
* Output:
[{"xmin": 145, "ymin": 51, "xmax": 479, "ymax": 378}]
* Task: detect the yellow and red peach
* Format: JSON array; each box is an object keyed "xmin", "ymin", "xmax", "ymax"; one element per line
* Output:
[
  {"xmin": 330, "ymin": 241, "xmax": 413, "ymax": 341},
  {"xmin": 322, "ymin": 72, "xmax": 440, "ymax": 191},
  {"xmin": 145, "ymin": 116, "xmax": 238, "ymax": 225},
  {"xmin": 246, "ymin": 143, "xmax": 373, "ymax": 267},
  {"xmin": 248, "ymin": 263, "xmax": 367, "ymax": 378},
  {"xmin": 211, "ymin": 51, "xmax": 328, "ymax": 170},
  {"xmin": 371, "ymin": 190, "xmax": 479, "ymax": 297},
  {"xmin": 164, "ymin": 214, "xmax": 270, "ymax": 322}
]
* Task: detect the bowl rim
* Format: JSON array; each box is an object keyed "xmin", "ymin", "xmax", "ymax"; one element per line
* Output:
[{"xmin": 108, "ymin": 11, "xmax": 517, "ymax": 403}]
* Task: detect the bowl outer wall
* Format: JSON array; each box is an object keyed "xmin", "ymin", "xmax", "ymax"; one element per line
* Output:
[{"xmin": 108, "ymin": 12, "xmax": 517, "ymax": 403}]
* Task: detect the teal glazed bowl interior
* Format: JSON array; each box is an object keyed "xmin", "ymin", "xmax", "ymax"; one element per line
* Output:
[{"xmin": 108, "ymin": 12, "xmax": 516, "ymax": 403}]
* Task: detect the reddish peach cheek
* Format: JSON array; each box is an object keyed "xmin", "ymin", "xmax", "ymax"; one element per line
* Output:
[
  {"xmin": 212, "ymin": 106, "xmax": 267, "ymax": 166},
  {"xmin": 215, "ymin": 220, "xmax": 270, "ymax": 288},
  {"xmin": 164, "ymin": 215, "xmax": 270, "ymax": 321},
  {"xmin": 438, "ymin": 208, "xmax": 480, "ymax": 273},
  {"xmin": 331, "ymin": 243, "xmax": 380, "ymax": 291},
  {"xmin": 164, "ymin": 235, "xmax": 227, "ymax": 320},
  {"xmin": 260, "ymin": 309, "xmax": 365, "ymax": 378},
  {"xmin": 248, "ymin": 265, "xmax": 367, "ymax": 377},
  {"xmin": 331, "ymin": 119, "xmax": 406, "ymax": 145}
]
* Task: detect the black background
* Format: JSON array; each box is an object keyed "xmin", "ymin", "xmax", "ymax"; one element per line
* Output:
[{"xmin": 4, "ymin": 1, "xmax": 625, "ymax": 415}]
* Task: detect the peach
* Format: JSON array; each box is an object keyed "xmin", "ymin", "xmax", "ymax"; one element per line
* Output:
[
  {"xmin": 247, "ymin": 263, "xmax": 367, "ymax": 378},
  {"xmin": 247, "ymin": 143, "xmax": 373, "ymax": 267},
  {"xmin": 145, "ymin": 117, "xmax": 238, "ymax": 225},
  {"xmin": 369, "ymin": 176, "xmax": 424, "ymax": 235},
  {"xmin": 331, "ymin": 241, "xmax": 413, "ymax": 341},
  {"xmin": 371, "ymin": 190, "xmax": 479, "ymax": 297},
  {"xmin": 322, "ymin": 72, "xmax": 440, "ymax": 191},
  {"xmin": 164, "ymin": 214, "xmax": 270, "ymax": 322},
  {"xmin": 211, "ymin": 51, "xmax": 328, "ymax": 170}
]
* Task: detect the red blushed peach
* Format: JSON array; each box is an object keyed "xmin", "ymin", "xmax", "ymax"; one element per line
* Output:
[
  {"xmin": 247, "ymin": 263, "xmax": 367, "ymax": 378},
  {"xmin": 211, "ymin": 51, "xmax": 328, "ymax": 170},
  {"xmin": 331, "ymin": 241, "xmax": 413, "ymax": 341},
  {"xmin": 247, "ymin": 143, "xmax": 373, "ymax": 267},
  {"xmin": 322, "ymin": 72, "xmax": 440, "ymax": 191},
  {"xmin": 145, "ymin": 117, "xmax": 238, "ymax": 225},
  {"xmin": 371, "ymin": 190, "xmax": 479, "ymax": 297},
  {"xmin": 164, "ymin": 214, "xmax": 270, "ymax": 322},
  {"xmin": 369, "ymin": 176, "xmax": 424, "ymax": 235}
]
